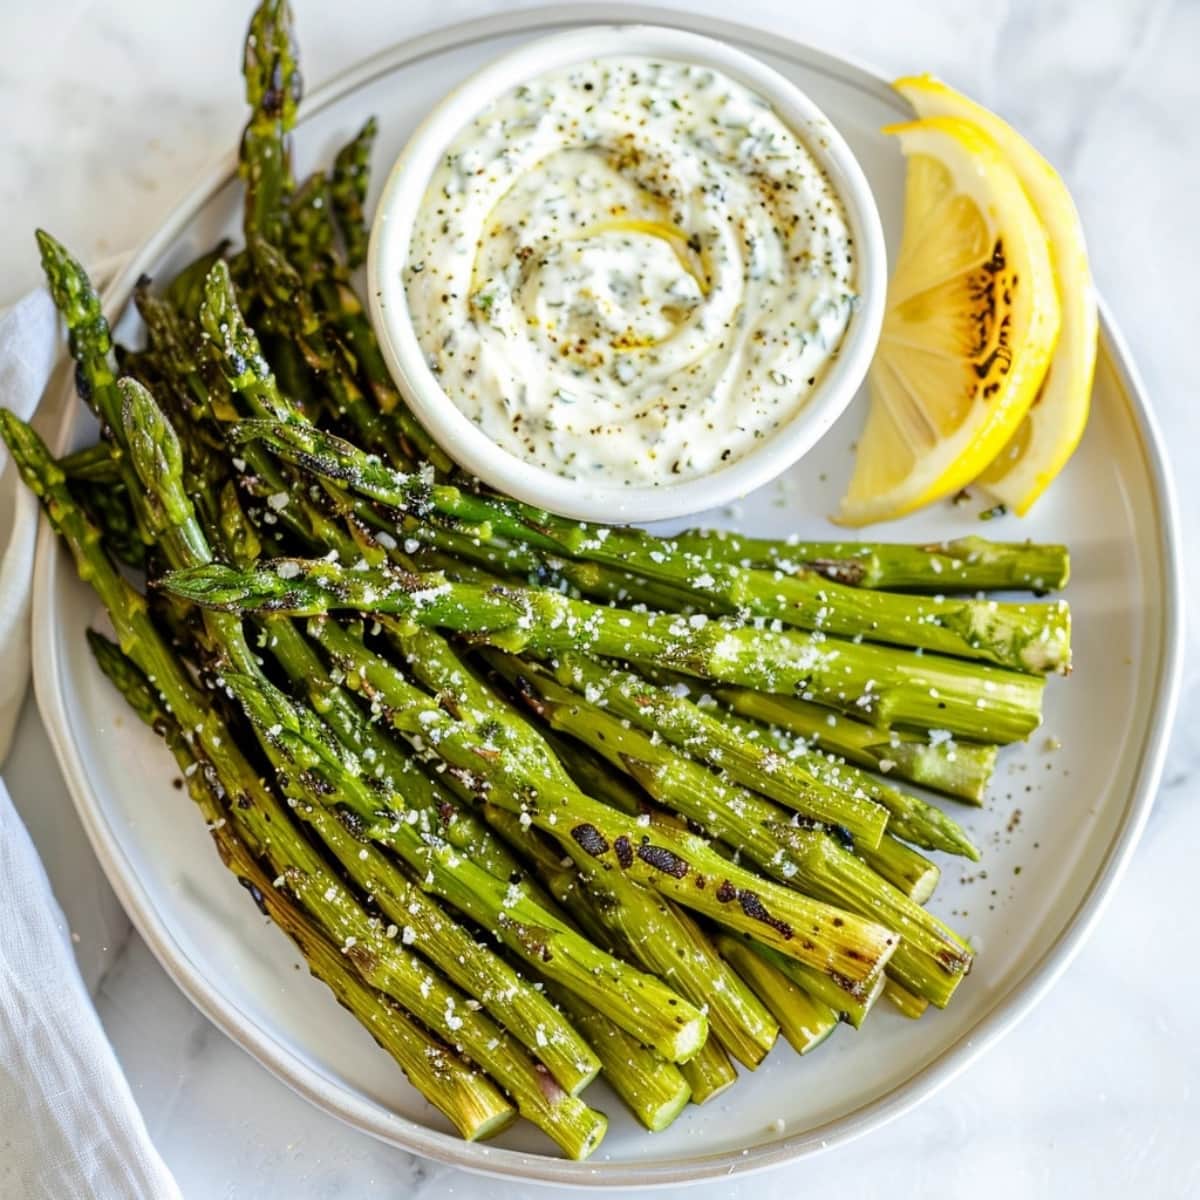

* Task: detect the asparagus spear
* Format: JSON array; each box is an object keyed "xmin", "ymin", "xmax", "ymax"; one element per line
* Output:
[
  {"xmin": 548, "ymin": 987, "xmax": 692, "ymax": 1131},
  {"xmin": 137, "ymin": 261, "xmax": 384, "ymax": 571},
  {"xmin": 224, "ymin": 418, "xmax": 1070, "ymax": 674},
  {"xmin": 387, "ymin": 609, "xmax": 887, "ymax": 850},
  {"xmin": 559, "ymin": 856, "xmax": 779, "ymax": 1070},
  {"xmin": 238, "ymin": 615, "xmax": 710, "ymax": 1072},
  {"xmin": 712, "ymin": 686, "xmax": 995, "ymax": 804},
  {"xmin": 265, "ymin": 760, "xmax": 603, "ymax": 1094},
  {"xmin": 59, "ymin": 442, "xmax": 122, "ymax": 483},
  {"xmin": 239, "ymin": 0, "xmax": 301, "ymax": 246},
  {"xmin": 882, "ymin": 978, "xmax": 930, "ymax": 1021},
  {"xmin": 714, "ymin": 935, "xmax": 838, "ymax": 1056},
  {"xmin": 72, "ymin": 478, "xmax": 146, "ymax": 570},
  {"xmin": 146, "ymin": 278, "xmax": 572, "ymax": 927},
  {"xmin": 667, "ymin": 531, "xmax": 1070, "ymax": 593},
  {"xmin": 678, "ymin": 1036, "xmax": 738, "ymax": 1105},
  {"xmin": 540, "ymin": 727, "xmax": 659, "ymax": 820},
  {"xmin": 200, "ymin": 478, "xmax": 537, "ymax": 896},
  {"xmin": 87, "ymin": 630, "xmax": 516, "ymax": 1141},
  {"xmin": 163, "ymin": 553, "xmax": 1046, "ymax": 745},
  {"xmin": 262, "ymin": 617, "xmax": 526, "ymax": 885},
  {"xmin": 330, "ymin": 116, "xmax": 376, "ymax": 269},
  {"xmin": 163, "ymin": 242, "xmax": 231, "ymax": 320},
  {"xmin": 856, "ymin": 836, "xmax": 940, "ymax": 904},
  {"xmin": 546, "ymin": 655, "xmax": 886, "ymax": 850},
  {"xmin": 410, "ymin": 523, "xmax": 704, "ymax": 614},
  {"xmin": 286, "ymin": 165, "xmax": 398, "ymax": 415},
  {"xmin": 740, "ymin": 937, "xmax": 885, "ymax": 1029},
  {"xmin": 0, "ymin": 411, "xmax": 607, "ymax": 1159},
  {"xmin": 407, "ymin": 542, "xmax": 994, "ymax": 814}
]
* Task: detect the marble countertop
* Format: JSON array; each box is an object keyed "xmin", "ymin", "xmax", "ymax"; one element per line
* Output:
[{"xmin": 3, "ymin": 0, "xmax": 1197, "ymax": 1195}]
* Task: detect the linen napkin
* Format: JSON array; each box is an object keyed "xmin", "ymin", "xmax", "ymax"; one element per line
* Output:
[
  {"xmin": 0, "ymin": 281, "xmax": 181, "ymax": 1200},
  {"xmin": 0, "ymin": 287, "xmax": 55, "ymax": 760}
]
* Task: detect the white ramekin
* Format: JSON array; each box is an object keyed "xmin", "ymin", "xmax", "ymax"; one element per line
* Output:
[{"xmin": 367, "ymin": 24, "xmax": 886, "ymax": 522}]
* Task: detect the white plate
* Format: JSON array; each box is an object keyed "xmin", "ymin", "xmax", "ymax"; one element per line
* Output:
[{"xmin": 31, "ymin": 4, "xmax": 1184, "ymax": 1188}]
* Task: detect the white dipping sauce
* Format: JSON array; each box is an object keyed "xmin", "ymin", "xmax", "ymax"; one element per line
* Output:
[{"xmin": 404, "ymin": 56, "xmax": 858, "ymax": 486}]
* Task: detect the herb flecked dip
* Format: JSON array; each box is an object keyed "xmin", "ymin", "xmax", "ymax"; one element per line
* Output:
[{"xmin": 404, "ymin": 57, "xmax": 858, "ymax": 486}]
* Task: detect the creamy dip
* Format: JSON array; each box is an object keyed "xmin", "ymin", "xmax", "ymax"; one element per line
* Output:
[{"xmin": 404, "ymin": 56, "xmax": 857, "ymax": 486}]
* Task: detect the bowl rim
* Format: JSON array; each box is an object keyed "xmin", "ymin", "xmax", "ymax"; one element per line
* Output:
[{"xmin": 366, "ymin": 22, "xmax": 887, "ymax": 522}]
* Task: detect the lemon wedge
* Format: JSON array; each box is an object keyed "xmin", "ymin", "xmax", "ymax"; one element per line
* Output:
[
  {"xmin": 894, "ymin": 76, "xmax": 1097, "ymax": 515},
  {"xmin": 838, "ymin": 116, "xmax": 1061, "ymax": 526}
]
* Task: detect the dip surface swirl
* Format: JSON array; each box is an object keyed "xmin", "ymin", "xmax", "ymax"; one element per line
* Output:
[{"xmin": 404, "ymin": 56, "xmax": 858, "ymax": 486}]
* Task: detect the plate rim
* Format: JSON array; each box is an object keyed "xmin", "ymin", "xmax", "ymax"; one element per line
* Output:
[{"xmin": 28, "ymin": 3, "xmax": 1186, "ymax": 1188}]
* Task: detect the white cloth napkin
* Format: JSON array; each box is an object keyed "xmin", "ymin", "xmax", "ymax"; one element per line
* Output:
[
  {"xmin": 0, "ymin": 288, "xmax": 56, "ymax": 760},
  {"xmin": 0, "ymin": 282, "xmax": 181, "ymax": 1200},
  {"xmin": 0, "ymin": 783, "xmax": 181, "ymax": 1200}
]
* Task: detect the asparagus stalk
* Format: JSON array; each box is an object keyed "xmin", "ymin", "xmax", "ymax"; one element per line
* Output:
[
  {"xmin": 263, "ymin": 617, "xmax": 527, "ymax": 885},
  {"xmin": 389, "ymin": 610, "xmax": 888, "ymax": 850},
  {"xmin": 713, "ymin": 686, "xmax": 995, "ymax": 804},
  {"xmin": 714, "ymin": 935, "xmax": 838, "ymax": 1056},
  {"xmin": 540, "ymin": 728, "xmax": 660, "ymax": 820},
  {"xmin": 411, "ymin": 523, "xmax": 703, "ymax": 614},
  {"xmin": 398, "ymin": 638, "xmax": 960, "ymax": 1012},
  {"xmin": 285, "ymin": 152, "xmax": 452, "ymax": 473},
  {"xmin": 856, "ymin": 836, "xmax": 940, "ymax": 904},
  {"xmin": 739, "ymin": 936, "xmax": 883, "ymax": 1032},
  {"xmin": 301, "ymin": 616, "xmax": 899, "ymax": 999},
  {"xmin": 882, "ymin": 978, "xmax": 930, "ymax": 1021},
  {"xmin": 147, "ymin": 282, "xmax": 549, "ymax": 920},
  {"xmin": 138, "ymin": 261, "xmax": 383, "ymax": 572},
  {"xmin": 0, "ymin": 412, "xmax": 607, "ymax": 1159},
  {"xmin": 346, "ymin": 618, "xmax": 769, "ymax": 1055},
  {"xmin": 239, "ymin": 0, "xmax": 301, "ymax": 246},
  {"xmin": 226, "ymin": 418, "xmax": 1070, "ymax": 674},
  {"xmin": 269, "ymin": 765, "xmax": 602, "ymax": 1094},
  {"xmin": 163, "ymin": 242, "xmax": 231, "ymax": 320},
  {"xmin": 548, "ymin": 987, "xmax": 692, "ymax": 1131},
  {"xmin": 59, "ymin": 442, "xmax": 122, "ymax": 483},
  {"xmin": 330, "ymin": 115, "xmax": 376, "ymax": 269},
  {"xmin": 87, "ymin": 631, "xmax": 516, "ymax": 1141},
  {"xmin": 678, "ymin": 1036, "xmax": 738, "ymax": 1105},
  {"xmin": 163, "ymin": 554, "xmax": 1046, "ymax": 745},
  {"xmin": 35, "ymin": 230, "xmax": 220, "ymax": 579},
  {"xmin": 72, "ymin": 478, "xmax": 146, "ymax": 570},
  {"xmin": 740, "ymin": 936, "xmax": 885, "ymax": 1029},
  {"xmin": 668, "ymin": 531, "xmax": 1071, "ymax": 593},
  {"xmin": 545, "ymin": 653, "xmax": 888, "ymax": 845}
]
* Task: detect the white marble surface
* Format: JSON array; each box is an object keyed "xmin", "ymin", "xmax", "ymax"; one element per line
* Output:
[{"xmin": 2, "ymin": 0, "xmax": 1198, "ymax": 1196}]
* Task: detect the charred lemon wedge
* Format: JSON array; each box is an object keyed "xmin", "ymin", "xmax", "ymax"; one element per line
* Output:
[
  {"xmin": 839, "ymin": 116, "xmax": 1061, "ymax": 526},
  {"xmin": 895, "ymin": 75, "xmax": 1097, "ymax": 514}
]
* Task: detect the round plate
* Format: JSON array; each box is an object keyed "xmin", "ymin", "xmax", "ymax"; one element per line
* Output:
[{"xmin": 30, "ymin": 4, "xmax": 1184, "ymax": 1188}]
